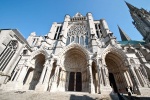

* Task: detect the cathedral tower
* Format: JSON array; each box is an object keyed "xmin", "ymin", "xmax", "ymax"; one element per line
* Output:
[{"xmin": 125, "ymin": 2, "xmax": 150, "ymax": 43}]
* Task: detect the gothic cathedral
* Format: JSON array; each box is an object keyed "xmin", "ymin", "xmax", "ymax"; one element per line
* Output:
[{"xmin": 0, "ymin": 2, "xmax": 150, "ymax": 95}]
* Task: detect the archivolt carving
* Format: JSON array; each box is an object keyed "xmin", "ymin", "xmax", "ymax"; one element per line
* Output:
[
  {"xmin": 26, "ymin": 49, "xmax": 48, "ymax": 68},
  {"xmin": 58, "ymin": 43, "xmax": 91, "ymax": 69},
  {"xmin": 59, "ymin": 43, "xmax": 90, "ymax": 59},
  {"xmin": 101, "ymin": 45, "xmax": 129, "ymax": 68},
  {"xmin": 30, "ymin": 49, "xmax": 48, "ymax": 60}
]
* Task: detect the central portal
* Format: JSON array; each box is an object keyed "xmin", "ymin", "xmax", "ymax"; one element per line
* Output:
[
  {"xmin": 68, "ymin": 72, "xmax": 82, "ymax": 92},
  {"xmin": 63, "ymin": 47, "xmax": 89, "ymax": 92}
]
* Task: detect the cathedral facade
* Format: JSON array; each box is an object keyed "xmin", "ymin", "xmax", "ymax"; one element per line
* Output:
[{"xmin": 0, "ymin": 2, "xmax": 150, "ymax": 95}]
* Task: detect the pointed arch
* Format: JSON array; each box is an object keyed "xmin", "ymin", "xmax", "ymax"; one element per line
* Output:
[
  {"xmin": 58, "ymin": 43, "xmax": 91, "ymax": 66},
  {"xmin": 27, "ymin": 49, "xmax": 48, "ymax": 68},
  {"xmin": 101, "ymin": 45, "xmax": 129, "ymax": 69}
]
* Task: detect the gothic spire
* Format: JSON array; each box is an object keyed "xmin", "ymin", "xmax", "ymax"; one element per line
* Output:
[
  {"xmin": 125, "ymin": 1, "xmax": 138, "ymax": 11},
  {"xmin": 118, "ymin": 26, "xmax": 131, "ymax": 41}
]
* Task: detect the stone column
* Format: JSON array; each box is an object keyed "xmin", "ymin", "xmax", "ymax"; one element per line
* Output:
[
  {"xmin": 66, "ymin": 71, "xmax": 70, "ymax": 91},
  {"xmin": 17, "ymin": 65, "xmax": 28, "ymax": 83},
  {"xmin": 13, "ymin": 67, "xmax": 22, "ymax": 82},
  {"xmin": 129, "ymin": 66, "xmax": 141, "ymax": 94},
  {"xmin": 97, "ymin": 59, "xmax": 103, "ymax": 93},
  {"xmin": 126, "ymin": 71, "xmax": 133, "ymax": 87},
  {"xmin": 53, "ymin": 65, "xmax": 60, "ymax": 82},
  {"xmin": 140, "ymin": 65, "xmax": 150, "ymax": 87},
  {"xmin": 74, "ymin": 72, "xmax": 76, "ymax": 91},
  {"xmin": 58, "ymin": 70, "xmax": 65, "ymax": 91},
  {"xmin": 50, "ymin": 64, "xmax": 60, "ymax": 92},
  {"xmin": 10, "ymin": 64, "xmax": 29, "ymax": 90},
  {"xmin": 138, "ymin": 69, "xmax": 147, "ymax": 87},
  {"xmin": 38, "ymin": 65, "xmax": 47, "ymax": 84},
  {"xmin": 102, "ymin": 65, "xmax": 109, "ymax": 86},
  {"xmin": 135, "ymin": 68, "xmax": 145, "ymax": 87},
  {"xmin": 35, "ymin": 59, "xmax": 54, "ymax": 91},
  {"xmin": 88, "ymin": 59, "xmax": 95, "ymax": 93},
  {"xmin": 100, "ymin": 65, "xmax": 112, "ymax": 94},
  {"xmin": 123, "ymin": 71, "xmax": 130, "ymax": 87},
  {"xmin": 11, "ymin": 69, "xmax": 18, "ymax": 81},
  {"xmin": 43, "ymin": 59, "xmax": 54, "ymax": 84},
  {"xmin": 131, "ymin": 67, "xmax": 141, "ymax": 87}
]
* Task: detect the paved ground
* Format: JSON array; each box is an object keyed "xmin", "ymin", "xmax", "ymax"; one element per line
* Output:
[
  {"xmin": 0, "ymin": 90, "xmax": 150, "ymax": 100},
  {"xmin": 0, "ymin": 90, "xmax": 115, "ymax": 100}
]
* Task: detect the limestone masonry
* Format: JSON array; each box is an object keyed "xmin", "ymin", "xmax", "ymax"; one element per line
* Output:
[{"xmin": 0, "ymin": 2, "xmax": 150, "ymax": 95}]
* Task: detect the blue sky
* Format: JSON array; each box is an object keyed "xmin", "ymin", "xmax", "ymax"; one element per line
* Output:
[{"xmin": 0, "ymin": 0, "xmax": 150, "ymax": 41}]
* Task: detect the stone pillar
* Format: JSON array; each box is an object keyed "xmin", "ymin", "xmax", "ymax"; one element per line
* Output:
[
  {"xmin": 74, "ymin": 72, "xmax": 76, "ymax": 91},
  {"xmin": 43, "ymin": 60, "xmax": 54, "ymax": 84},
  {"xmin": 100, "ymin": 65, "xmax": 112, "ymax": 94},
  {"xmin": 138, "ymin": 69, "xmax": 147, "ymax": 87},
  {"xmin": 11, "ymin": 69, "xmax": 18, "ymax": 81},
  {"xmin": 97, "ymin": 59, "xmax": 104, "ymax": 94},
  {"xmin": 101, "ymin": 65, "xmax": 109, "ymax": 86},
  {"xmin": 53, "ymin": 65, "xmax": 60, "ymax": 82},
  {"xmin": 58, "ymin": 70, "xmax": 65, "ymax": 91},
  {"xmin": 131, "ymin": 67, "xmax": 141, "ymax": 87},
  {"xmin": 9, "ymin": 64, "xmax": 29, "ymax": 90},
  {"xmin": 129, "ymin": 66, "xmax": 141, "ymax": 95},
  {"xmin": 88, "ymin": 59, "xmax": 95, "ymax": 93},
  {"xmin": 135, "ymin": 68, "xmax": 146, "ymax": 87},
  {"xmin": 38, "ymin": 65, "xmax": 47, "ymax": 84},
  {"xmin": 17, "ymin": 65, "xmax": 28, "ymax": 83},
  {"xmin": 140, "ymin": 65, "xmax": 150, "ymax": 87},
  {"xmin": 50, "ymin": 63, "xmax": 60, "ymax": 92},
  {"xmin": 35, "ymin": 59, "xmax": 54, "ymax": 91},
  {"xmin": 66, "ymin": 71, "xmax": 70, "ymax": 91},
  {"xmin": 123, "ymin": 71, "xmax": 130, "ymax": 87},
  {"xmin": 97, "ymin": 64, "xmax": 102, "ymax": 94},
  {"xmin": 126, "ymin": 71, "xmax": 133, "ymax": 87}
]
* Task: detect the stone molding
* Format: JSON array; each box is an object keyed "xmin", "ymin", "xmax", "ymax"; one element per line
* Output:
[
  {"xmin": 58, "ymin": 43, "xmax": 91, "ymax": 60},
  {"xmin": 26, "ymin": 49, "xmax": 48, "ymax": 69},
  {"xmin": 101, "ymin": 45, "xmax": 129, "ymax": 69}
]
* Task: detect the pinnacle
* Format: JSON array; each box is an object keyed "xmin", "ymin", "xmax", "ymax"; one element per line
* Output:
[
  {"xmin": 125, "ymin": 1, "xmax": 136, "ymax": 11},
  {"xmin": 118, "ymin": 25, "xmax": 131, "ymax": 41}
]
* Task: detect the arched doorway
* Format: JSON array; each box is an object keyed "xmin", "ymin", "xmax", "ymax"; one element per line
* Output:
[
  {"xmin": 28, "ymin": 54, "xmax": 45, "ymax": 90},
  {"xmin": 105, "ymin": 52, "xmax": 128, "ymax": 93},
  {"xmin": 62, "ymin": 48, "xmax": 89, "ymax": 92}
]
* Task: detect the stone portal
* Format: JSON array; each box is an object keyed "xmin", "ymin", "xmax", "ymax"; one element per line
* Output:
[{"xmin": 62, "ymin": 47, "xmax": 89, "ymax": 92}]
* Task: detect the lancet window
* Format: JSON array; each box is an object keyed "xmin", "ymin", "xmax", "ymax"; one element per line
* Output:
[
  {"xmin": 0, "ymin": 40, "xmax": 18, "ymax": 71},
  {"xmin": 94, "ymin": 23, "xmax": 102, "ymax": 38},
  {"xmin": 54, "ymin": 25, "xmax": 62, "ymax": 40}
]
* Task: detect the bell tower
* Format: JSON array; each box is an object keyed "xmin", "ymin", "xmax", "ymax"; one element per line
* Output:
[{"xmin": 125, "ymin": 2, "xmax": 150, "ymax": 43}]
